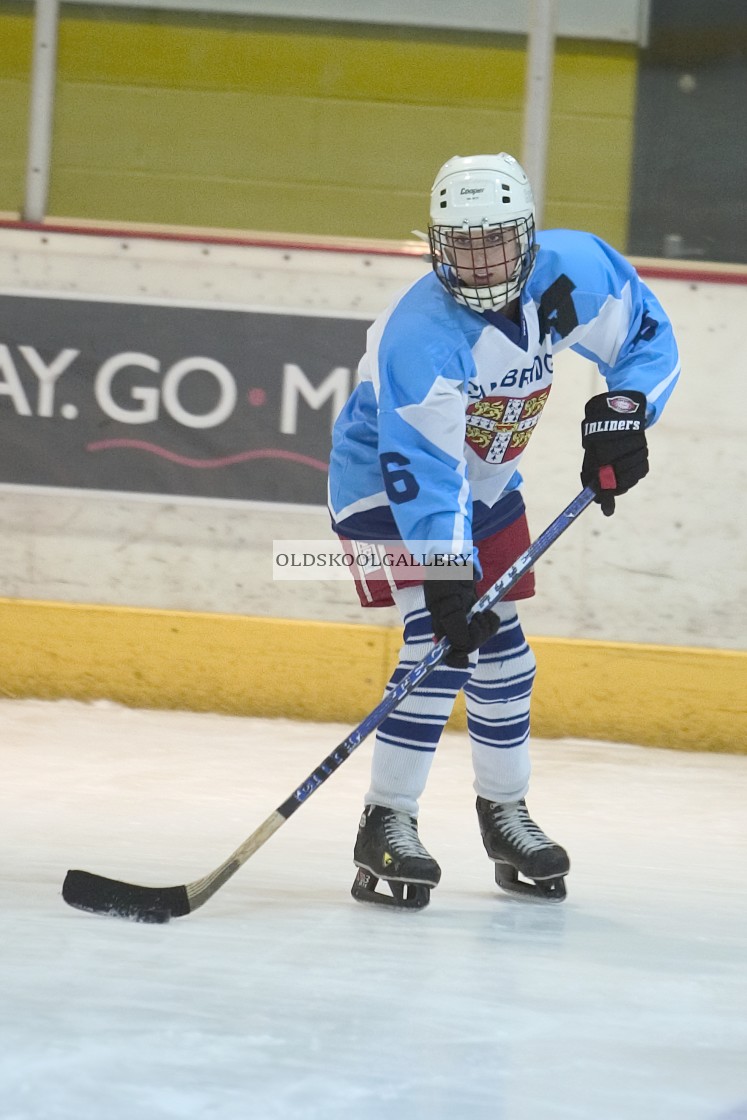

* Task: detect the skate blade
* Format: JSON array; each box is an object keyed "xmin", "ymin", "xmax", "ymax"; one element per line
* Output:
[
  {"xmin": 351, "ymin": 868, "xmax": 431, "ymax": 910},
  {"xmin": 494, "ymin": 862, "xmax": 567, "ymax": 903}
]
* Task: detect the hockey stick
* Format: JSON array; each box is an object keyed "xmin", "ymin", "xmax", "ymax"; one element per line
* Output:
[{"xmin": 62, "ymin": 486, "xmax": 596, "ymax": 922}]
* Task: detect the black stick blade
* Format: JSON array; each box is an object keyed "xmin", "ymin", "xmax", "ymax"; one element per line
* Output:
[{"xmin": 62, "ymin": 869, "xmax": 191, "ymax": 923}]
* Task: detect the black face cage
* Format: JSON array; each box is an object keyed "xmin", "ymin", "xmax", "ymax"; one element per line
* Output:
[{"xmin": 427, "ymin": 216, "xmax": 536, "ymax": 311}]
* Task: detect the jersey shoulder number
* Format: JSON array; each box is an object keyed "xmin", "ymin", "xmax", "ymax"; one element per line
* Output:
[{"xmin": 537, "ymin": 274, "xmax": 578, "ymax": 342}]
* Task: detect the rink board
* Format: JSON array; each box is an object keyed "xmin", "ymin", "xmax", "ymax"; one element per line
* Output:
[{"xmin": 0, "ymin": 597, "xmax": 743, "ymax": 754}]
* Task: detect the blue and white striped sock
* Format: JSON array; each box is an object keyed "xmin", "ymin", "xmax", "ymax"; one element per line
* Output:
[
  {"xmin": 463, "ymin": 606, "xmax": 535, "ymax": 803},
  {"xmin": 365, "ymin": 586, "xmax": 474, "ymax": 816}
]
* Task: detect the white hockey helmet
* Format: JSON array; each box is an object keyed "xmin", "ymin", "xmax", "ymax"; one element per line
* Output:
[{"xmin": 428, "ymin": 153, "xmax": 536, "ymax": 312}]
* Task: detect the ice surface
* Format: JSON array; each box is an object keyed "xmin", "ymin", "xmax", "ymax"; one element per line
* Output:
[{"xmin": 1, "ymin": 698, "xmax": 745, "ymax": 1120}]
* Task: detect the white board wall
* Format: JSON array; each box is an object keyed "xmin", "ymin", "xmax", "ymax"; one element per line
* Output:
[{"xmin": 0, "ymin": 225, "xmax": 743, "ymax": 651}]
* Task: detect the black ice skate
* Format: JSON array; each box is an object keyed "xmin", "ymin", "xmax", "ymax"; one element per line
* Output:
[
  {"xmin": 351, "ymin": 804, "xmax": 441, "ymax": 910},
  {"xmin": 476, "ymin": 797, "xmax": 570, "ymax": 902}
]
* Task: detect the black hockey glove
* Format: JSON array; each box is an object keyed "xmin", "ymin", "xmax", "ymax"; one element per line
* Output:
[
  {"xmin": 424, "ymin": 578, "xmax": 499, "ymax": 670},
  {"xmin": 581, "ymin": 390, "xmax": 649, "ymax": 517}
]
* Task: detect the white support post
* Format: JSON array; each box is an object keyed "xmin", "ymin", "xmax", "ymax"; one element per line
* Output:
[
  {"xmin": 521, "ymin": 0, "xmax": 557, "ymax": 229},
  {"xmin": 23, "ymin": 0, "xmax": 60, "ymax": 223}
]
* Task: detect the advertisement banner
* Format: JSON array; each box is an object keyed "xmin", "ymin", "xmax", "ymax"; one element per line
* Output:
[{"xmin": 0, "ymin": 294, "xmax": 370, "ymax": 505}]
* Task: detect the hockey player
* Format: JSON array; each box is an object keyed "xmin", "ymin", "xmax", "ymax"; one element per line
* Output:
[{"xmin": 328, "ymin": 153, "xmax": 680, "ymax": 909}]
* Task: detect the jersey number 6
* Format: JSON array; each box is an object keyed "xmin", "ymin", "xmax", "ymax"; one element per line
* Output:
[{"xmin": 380, "ymin": 452, "xmax": 420, "ymax": 504}]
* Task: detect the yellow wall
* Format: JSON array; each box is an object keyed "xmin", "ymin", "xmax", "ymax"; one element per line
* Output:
[
  {"xmin": 0, "ymin": 9, "xmax": 637, "ymax": 246},
  {"xmin": 0, "ymin": 9, "xmax": 31, "ymax": 209},
  {"xmin": 1, "ymin": 598, "xmax": 744, "ymax": 755}
]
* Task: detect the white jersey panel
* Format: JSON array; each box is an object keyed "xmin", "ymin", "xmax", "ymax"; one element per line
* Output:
[
  {"xmin": 462, "ymin": 301, "xmax": 554, "ymax": 509},
  {"xmin": 553, "ymin": 283, "xmax": 634, "ymax": 368}
]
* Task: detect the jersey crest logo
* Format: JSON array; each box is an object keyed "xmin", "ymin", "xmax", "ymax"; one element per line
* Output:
[{"xmin": 465, "ymin": 388, "xmax": 551, "ymax": 465}]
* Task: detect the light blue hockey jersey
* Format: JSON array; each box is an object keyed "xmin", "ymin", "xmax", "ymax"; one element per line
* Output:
[{"xmin": 328, "ymin": 229, "xmax": 680, "ymax": 557}]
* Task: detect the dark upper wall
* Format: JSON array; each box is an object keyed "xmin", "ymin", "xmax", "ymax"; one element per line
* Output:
[{"xmin": 627, "ymin": 0, "xmax": 747, "ymax": 262}]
